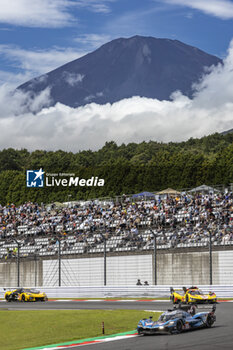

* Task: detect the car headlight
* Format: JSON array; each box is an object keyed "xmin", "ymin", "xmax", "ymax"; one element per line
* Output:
[
  {"xmin": 159, "ymin": 326, "xmax": 164, "ymax": 330},
  {"xmin": 168, "ymin": 321, "xmax": 175, "ymax": 325}
]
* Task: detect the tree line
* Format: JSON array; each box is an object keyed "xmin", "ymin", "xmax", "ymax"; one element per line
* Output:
[{"xmin": 0, "ymin": 132, "xmax": 232, "ymax": 205}]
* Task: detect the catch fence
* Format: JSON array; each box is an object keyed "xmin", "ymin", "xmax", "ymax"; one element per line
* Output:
[{"xmin": 1, "ymin": 239, "xmax": 233, "ymax": 287}]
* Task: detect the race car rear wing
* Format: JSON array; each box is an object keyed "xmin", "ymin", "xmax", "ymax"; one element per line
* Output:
[
  {"xmin": 170, "ymin": 287, "xmax": 184, "ymax": 293},
  {"xmin": 176, "ymin": 304, "xmax": 217, "ymax": 313},
  {"xmin": 170, "ymin": 286, "xmax": 200, "ymax": 293},
  {"xmin": 194, "ymin": 304, "xmax": 217, "ymax": 312},
  {"xmin": 173, "ymin": 304, "xmax": 216, "ymax": 316}
]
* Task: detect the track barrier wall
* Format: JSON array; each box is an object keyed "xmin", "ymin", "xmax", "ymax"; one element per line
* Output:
[{"xmin": 1, "ymin": 285, "xmax": 233, "ymax": 299}]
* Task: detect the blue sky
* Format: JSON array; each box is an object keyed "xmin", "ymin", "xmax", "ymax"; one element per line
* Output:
[
  {"xmin": 0, "ymin": 0, "xmax": 232, "ymax": 151},
  {"xmin": 0, "ymin": 0, "xmax": 233, "ymax": 87}
]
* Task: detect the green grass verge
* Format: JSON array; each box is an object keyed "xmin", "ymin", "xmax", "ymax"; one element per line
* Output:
[{"xmin": 0, "ymin": 309, "xmax": 162, "ymax": 350}]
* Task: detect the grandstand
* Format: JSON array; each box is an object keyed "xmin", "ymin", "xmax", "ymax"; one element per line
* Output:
[{"xmin": 0, "ymin": 188, "xmax": 233, "ymax": 286}]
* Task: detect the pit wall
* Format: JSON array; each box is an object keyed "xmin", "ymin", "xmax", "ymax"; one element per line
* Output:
[{"xmin": 1, "ymin": 250, "xmax": 233, "ymax": 287}]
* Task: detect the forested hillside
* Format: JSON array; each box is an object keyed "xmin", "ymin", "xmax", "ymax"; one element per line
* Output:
[{"xmin": 0, "ymin": 132, "xmax": 232, "ymax": 205}]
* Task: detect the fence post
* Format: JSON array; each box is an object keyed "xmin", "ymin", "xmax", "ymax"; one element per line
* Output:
[
  {"xmin": 100, "ymin": 231, "xmax": 107, "ymax": 286},
  {"xmin": 104, "ymin": 237, "xmax": 106, "ymax": 286},
  {"xmin": 13, "ymin": 238, "xmax": 20, "ymax": 287},
  {"xmin": 154, "ymin": 234, "xmax": 157, "ymax": 285},
  {"xmin": 150, "ymin": 229, "xmax": 157, "ymax": 285},
  {"xmin": 17, "ymin": 243, "xmax": 20, "ymax": 287},
  {"xmin": 58, "ymin": 239, "xmax": 61, "ymax": 286},
  {"xmin": 34, "ymin": 254, "xmax": 37, "ymax": 287},
  {"xmin": 209, "ymin": 229, "xmax": 212, "ymax": 285}
]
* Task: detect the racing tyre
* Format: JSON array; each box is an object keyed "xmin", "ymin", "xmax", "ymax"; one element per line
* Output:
[
  {"xmin": 21, "ymin": 294, "xmax": 26, "ymax": 302},
  {"xmin": 185, "ymin": 295, "xmax": 189, "ymax": 304},
  {"xmin": 206, "ymin": 315, "xmax": 214, "ymax": 328},
  {"xmin": 5, "ymin": 295, "xmax": 10, "ymax": 302},
  {"xmin": 176, "ymin": 320, "xmax": 183, "ymax": 333}
]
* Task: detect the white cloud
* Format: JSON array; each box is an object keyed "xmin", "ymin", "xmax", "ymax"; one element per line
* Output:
[
  {"xmin": 74, "ymin": 0, "xmax": 114, "ymax": 14},
  {"xmin": 74, "ymin": 34, "xmax": 112, "ymax": 49},
  {"xmin": 62, "ymin": 72, "xmax": 85, "ymax": 86},
  {"xmin": 0, "ymin": 40, "xmax": 232, "ymax": 151},
  {"xmin": 0, "ymin": 70, "xmax": 33, "ymax": 87},
  {"xmin": 84, "ymin": 92, "xmax": 104, "ymax": 102},
  {"xmin": 0, "ymin": 45, "xmax": 87, "ymax": 87},
  {"xmin": 163, "ymin": 0, "xmax": 233, "ymax": 19},
  {"xmin": 0, "ymin": 0, "xmax": 76, "ymax": 27},
  {"xmin": 0, "ymin": 0, "xmax": 114, "ymax": 28},
  {"xmin": 0, "ymin": 84, "xmax": 52, "ymax": 116}
]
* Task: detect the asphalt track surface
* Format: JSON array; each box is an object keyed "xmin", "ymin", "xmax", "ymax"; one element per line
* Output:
[{"xmin": 1, "ymin": 301, "xmax": 233, "ymax": 350}]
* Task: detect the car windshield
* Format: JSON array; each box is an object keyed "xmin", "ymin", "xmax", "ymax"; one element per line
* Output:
[
  {"xmin": 189, "ymin": 290, "xmax": 203, "ymax": 295},
  {"xmin": 159, "ymin": 314, "xmax": 175, "ymax": 322},
  {"xmin": 24, "ymin": 289, "xmax": 40, "ymax": 294}
]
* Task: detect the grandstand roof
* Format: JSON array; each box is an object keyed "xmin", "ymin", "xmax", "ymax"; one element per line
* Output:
[
  {"xmin": 156, "ymin": 188, "xmax": 181, "ymax": 195},
  {"xmin": 132, "ymin": 191, "xmax": 155, "ymax": 198},
  {"xmin": 189, "ymin": 184, "xmax": 219, "ymax": 193}
]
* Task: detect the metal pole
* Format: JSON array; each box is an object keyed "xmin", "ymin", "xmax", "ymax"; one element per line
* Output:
[
  {"xmin": 13, "ymin": 238, "xmax": 20, "ymax": 287},
  {"xmin": 34, "ymin": 254, "xmax": 37, "ymax": 287},
  {"xmin": 209, "ymin": 229, "xmax": 212, "ymax": 285},
  {"xmin": 58, "ymin": 239, "xmax": 61, "ymax": 286},
  {"xmin": 17, "ymin": 243, "xmax": 20, "ymax": 287},
  {"xmin": 104, "ymin": 238, "xmax": 106, "ymax": 286},
  {"xmin": 153, "ymin": 234, "xmax": 157, "ymax": 285}
]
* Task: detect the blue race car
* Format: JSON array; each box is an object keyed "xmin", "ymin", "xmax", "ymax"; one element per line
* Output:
[{"xmin": 137, "ymin": 304, "xmax": 216, "ymax": 335}]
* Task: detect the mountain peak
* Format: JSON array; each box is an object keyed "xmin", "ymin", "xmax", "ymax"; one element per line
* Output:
[{"xmin": 18, "ymin": 35, "xmax": 222, "ymax": 110}]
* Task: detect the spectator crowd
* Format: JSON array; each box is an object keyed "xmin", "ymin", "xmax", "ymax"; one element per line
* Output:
[{"xmin": 0, "ymin": 190, "xmax": 233, "ymax": 259}]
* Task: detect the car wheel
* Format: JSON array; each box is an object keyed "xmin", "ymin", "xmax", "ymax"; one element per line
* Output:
[
  {"xmin": 206, "ymin": 315, "xmax": 214, "ymax": 328},
  {"xmin": 186, "ymin": 295, "xmax": 189, "ymax": 304},
  {"xmin": 5, "ymin": 295, "xmax": 10, "ymax": 302},
  {"xmin": 137, "ymin": 328, "xmax": 143, "ymax": 335},
  {"xmin": 176, "ymin": 320, "xmax": 183, "ymax": 333},
  {"xmin": 21, "ymin": 294, "xmax": 26, "ymax": 302}
]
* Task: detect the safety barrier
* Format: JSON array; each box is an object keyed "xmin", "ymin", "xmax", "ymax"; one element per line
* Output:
[{"xmin": 1, "ymin": 285, "xmax": 233, "ymax": 299}]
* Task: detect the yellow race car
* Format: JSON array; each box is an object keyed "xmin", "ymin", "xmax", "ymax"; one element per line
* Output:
[
  {"xmin": 170, "ymin": 286, "xmax": 217, "ymax": 304},
  {"xmin": 4, "ymin": 288, "xmax": 48, "ymax": 302}
]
